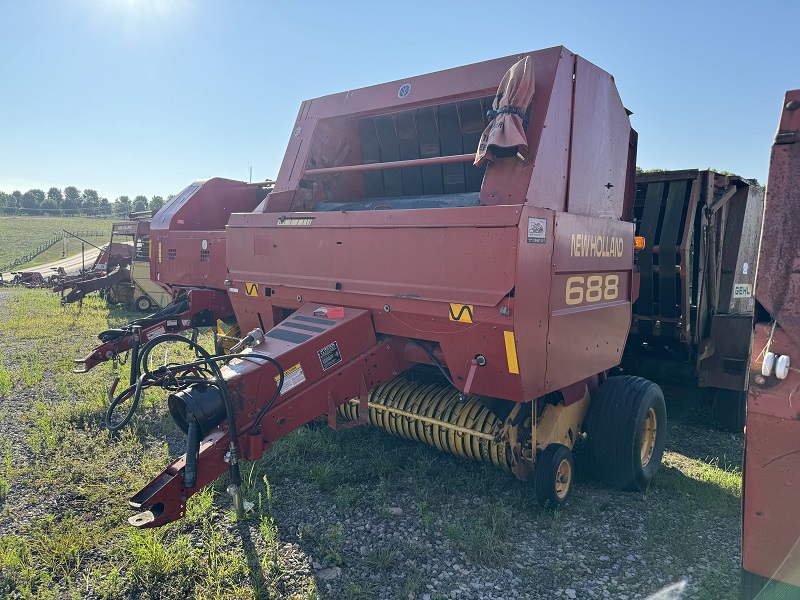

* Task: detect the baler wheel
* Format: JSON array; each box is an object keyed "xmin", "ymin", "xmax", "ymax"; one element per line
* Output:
[
  {"xmin": 135, "ymin": 296, "xmax": 153, "ymax": 313},
  {"xmin": 535, "ymin": 443, "xmax": 574, "ymax": 509},
  {"xmin": 584, "ymin": 376, "xmax": 666, "ymax": 492}
]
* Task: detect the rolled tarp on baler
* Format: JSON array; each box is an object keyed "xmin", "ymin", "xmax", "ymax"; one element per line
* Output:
[{"xmin": 474, "ymin": 55, "xmax": 535, "ymax": 166}]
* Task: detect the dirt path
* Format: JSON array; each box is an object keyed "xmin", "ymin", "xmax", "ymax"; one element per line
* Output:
[{"xmin": 1, "ymin": 247, "xmax": 101, "ymax": 279}]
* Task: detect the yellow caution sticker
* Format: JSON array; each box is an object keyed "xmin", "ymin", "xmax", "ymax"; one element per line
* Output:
[
  {"xmin": 276, "ymin": 363, "xmax": 306, "ymax": 394},
  {"xmin": 245, "ymin": 283, "xmax": 258, "ymax": 297},
  {"xmin": 504, "ymin": 330, "xmax": 519, "ymax": 374},
  {"xmin": 449, "ymin": 303, "xmax": 473, "ymax": 323}
]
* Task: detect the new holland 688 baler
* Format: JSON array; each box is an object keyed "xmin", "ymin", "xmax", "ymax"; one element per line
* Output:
[{"xmin": 107, "ymin": 47, "xmax": 667, "ymax": 528}]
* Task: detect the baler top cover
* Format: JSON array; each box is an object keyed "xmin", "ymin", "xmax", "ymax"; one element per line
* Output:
[{"xmin": 262, "ymin": 46, "xmax": 634, "ymax": 218}]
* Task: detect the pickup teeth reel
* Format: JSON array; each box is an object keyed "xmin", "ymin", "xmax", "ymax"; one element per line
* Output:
[{"xmin": 338, "ymin": 372, "xmax": 519, "ymax": 470}]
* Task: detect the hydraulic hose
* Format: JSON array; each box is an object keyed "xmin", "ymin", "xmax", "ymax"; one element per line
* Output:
[{"xmin": 104, "ymin": 333, "xmax": 285, "ymax": 508}]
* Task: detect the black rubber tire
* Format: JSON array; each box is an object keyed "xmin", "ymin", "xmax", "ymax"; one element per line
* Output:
[
  {"xmin": 535, "ymin": 443, "xmax": 574, "ymax": 509},
  {"xmin": 135, "ymin": 295, "xmax": 152, "ymax": 313},
  {"xmin": 584, "ymin": 375, "xmax": 667, "ymax": 492}
]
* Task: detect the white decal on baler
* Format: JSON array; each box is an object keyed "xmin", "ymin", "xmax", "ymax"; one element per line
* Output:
[
  {"xmin": 277, "ymin": 363, "xmax": 306, "ymax": 394},
  {"xmin": 146, "ymin": 325, "xmax": 166, "ymax": 340},
  {"xmin": 527, "ymin": 217, "xmax": 547, "ymax": 244}
]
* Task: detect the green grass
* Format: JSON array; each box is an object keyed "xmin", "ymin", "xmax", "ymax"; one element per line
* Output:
[
  {"xmin": 0, "ymin": 291, "xmax": 316, "ymax": 599},
  {"xmin": 0, "ymin": 216, "xmax": 114, "ymax": 269},
  {"xmin": 0, "ymin": 353, "xmax": 11, "ymax": 397},
  {"xmin": 0, "ymin": 438, "xmax": 10, "ymax": 500}
]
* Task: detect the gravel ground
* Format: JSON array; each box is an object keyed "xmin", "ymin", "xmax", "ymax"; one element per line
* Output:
[
  {"xmin": 262, "ymin": 435, "xmax": 740, "ymax": 600},
  {"xmin": 0, "ymin": 289, "xmax": 744, "ymax": 599}
]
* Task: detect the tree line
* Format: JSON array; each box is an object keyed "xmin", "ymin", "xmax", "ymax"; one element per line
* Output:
[{"xmin": 0, "ymin": 187, "xmax": 174, "ymax": 217}]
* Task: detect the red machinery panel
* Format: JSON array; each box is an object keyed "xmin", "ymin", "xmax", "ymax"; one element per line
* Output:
[
  {"xmin": 150, "ymin": 178, "xmax": 266, "ymax": 290},
  {"xmin": 743, "ymin": 323, "xmax": 800, "ymax": 591},
  {"xmin": 742, "ymin": 90, "xmax": 800, "ymax": 598},
  {"xmin": 754, "ymin": 93, "xmax": 800, "ymax": 345},
  {"xmin": 545, "ymin": 212, "xmax": 634, "ymax": 392},
  {"xmin": 567, "ymin": 57, "xmax": 631, "ymax": 219}
]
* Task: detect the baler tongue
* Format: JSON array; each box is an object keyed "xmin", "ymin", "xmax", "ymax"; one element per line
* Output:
[{"xmin": 123, "ymin": 304, "xmax": 401, "ymax": 528}]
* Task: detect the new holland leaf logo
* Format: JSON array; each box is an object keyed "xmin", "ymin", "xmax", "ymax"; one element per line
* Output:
[
  {"xmin": 449, "ymin": 303, "xmax": 473, "ymax": 323},
  {"xmin": 245, "ymin": 283, "xmax": 258, "ymax": 297}
]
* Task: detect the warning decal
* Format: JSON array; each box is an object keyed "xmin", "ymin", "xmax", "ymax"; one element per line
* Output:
[
  {"xmin": 145, "ymin": 325, "xmax": 166, "ymax": 340},
  {"xmin": 318, "ymin": 341, "xmax": 342, "ymax": 371},
  {"xmin": 245, "ymin": 283, "xmax": 258, "ymax": 297},
  {"xmin": 277, "ymin": 363, "xmax": 306, "ymax": 394},
  {"xmin": 449, "ymin": 303, "xmax": 474, "ymax": 323}
]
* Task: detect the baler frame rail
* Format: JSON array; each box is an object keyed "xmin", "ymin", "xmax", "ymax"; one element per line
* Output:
[{"xmin": 73, "ymin": 289, "xmax": 233, "ymax": 373}]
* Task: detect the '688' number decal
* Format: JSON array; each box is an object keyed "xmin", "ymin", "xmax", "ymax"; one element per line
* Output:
[{"xmin": 566, "ymin": 274, "xmax": 619, "ymax": 305}]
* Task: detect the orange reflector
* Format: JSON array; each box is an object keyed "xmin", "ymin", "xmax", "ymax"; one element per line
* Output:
[{"xmin": 634, "ymin": 236, "xmax": 646, "ymax": 251}]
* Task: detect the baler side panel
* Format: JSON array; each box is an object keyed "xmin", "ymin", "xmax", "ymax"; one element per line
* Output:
[
  {"xmin": 566, "ymin": 57, "xmax": 630, "ymax": 220},
  {"xmin": 151, "ymin": 232, "xmax": 228, "ymax": 290},
  {"xmin": 513, "ymin": 207, "xmax": 557, "ymax": 399},
  {"xmin": 523, "ymin": 49, "xmax": 575, "ymax": 213},
  {"xmin": 545, "ymin": 212, "xmax": 634, "ymax": 392}
]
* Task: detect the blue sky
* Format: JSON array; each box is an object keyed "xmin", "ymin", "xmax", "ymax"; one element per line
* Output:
[{"xmin": 0, "ymin": 0, "xmax": 796, "ymax": 201}]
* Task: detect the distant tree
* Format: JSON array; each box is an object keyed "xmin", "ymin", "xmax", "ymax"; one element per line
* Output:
[
  {"xmin": 133, "ymin": 195, "xmax": 148, "ymax": 213},
  {"xmin": 63, "ymin": 186, "xmax": 81, "ymax": 214},
  {"xmin": 40, "ymin": 199, "xmax": 60, "ymax": 215},
  {"xmin": 114, "ymin": 195, "xmax": 131, "ymax": 218},
  {"xmin": 47, "ymin": 187, "xmax": 63, "ymax": 207},
  {"xmin": 30, "ymin": 189, "xmax": 45, "ymax": 204},
  {"xmin": 0, "ymin": 192, "xmax": 16, "ymax": 214},
  {"xmin": 81, "ymin": 189, "xmax": 100, "ymax": 212},
  {"xmin": 98, "ymin": 197, "xmax": 111, "ymax": 214},
  {"xmin": 149, "ymin": 195, "xmax": 165, "ymax": 212},
  {"xmin": 4, "ymin": 192, "xmax": 22, "ymax": 215},
  {"xmin": 20, "ymin": 189, "xmax": 45, "ymax": 214}
]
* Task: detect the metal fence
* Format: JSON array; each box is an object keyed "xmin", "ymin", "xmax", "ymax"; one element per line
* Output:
[{"xmin": 0, "ymin": 230, "xmax": 109, "ymax": 273}]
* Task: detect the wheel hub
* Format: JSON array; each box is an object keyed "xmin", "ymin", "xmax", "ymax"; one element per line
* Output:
[
  {"xmin": 641, "ymin": 407, "xmax": 657, "ymax": 467},
  {"xmin": 555, "ymin": 458, "xmax": 572, "ymax": 499}
]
